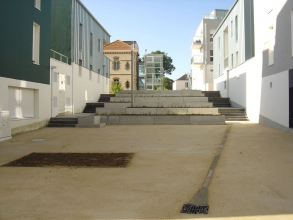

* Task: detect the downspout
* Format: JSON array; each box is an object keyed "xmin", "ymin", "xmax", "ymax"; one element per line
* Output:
[
  {"xmin": 50, "ymin": 66, "xmax": 57, "ymax": 117},
  {"xmin": 204, "ymin": 23, "xmax": 208, "ymax": 91},
  {"xmin": 71, "ymin": 0, "xmax": 75, "ymax": 114}
]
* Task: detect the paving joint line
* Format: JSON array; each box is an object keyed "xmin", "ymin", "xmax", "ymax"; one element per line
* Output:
[{"xmin": 181, "ymin": 125, "xmax": 231, "ymax": 214}]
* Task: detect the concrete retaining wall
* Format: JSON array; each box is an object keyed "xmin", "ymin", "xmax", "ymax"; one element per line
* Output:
[
  {"xmin": 100, "ymin": 115, "xmax": 225, "ymax": 125},
  {"xmin": 110, "ymin": 97, "xmax": 209, "ymax": 103},
  {"xmin": 96, "ymin": 107, "xmax": 219, "ymax": 115}
]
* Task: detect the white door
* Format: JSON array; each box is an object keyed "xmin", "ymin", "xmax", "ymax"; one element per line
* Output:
[
  {"xmin": 1, "ymin": 112, "xmax": 11, "ymax": 138},
  {"xmin": 59, "ymin": 74, "xmax": 65, "ymax": 113}
]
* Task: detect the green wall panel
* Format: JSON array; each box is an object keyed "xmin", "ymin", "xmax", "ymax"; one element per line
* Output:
[
  {"xmin": 51, "ymin": 0, "xmax": 72, "ymax": 63},
  {"xmin": 0, "ymin": 0, "xmax": 51, "ymax": 84}
]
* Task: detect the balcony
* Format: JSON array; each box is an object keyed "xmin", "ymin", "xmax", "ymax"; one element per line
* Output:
[
  {"xmin": 191, "ymin": 55, "xmax": 204, "ymax": 67},
  {"xmin": 191, "ymin": 36, "xmax": 203, "ymax": 49},
  {"xmin": 202, "ymin": 14, "xmax": 225, "ymax": 20}
]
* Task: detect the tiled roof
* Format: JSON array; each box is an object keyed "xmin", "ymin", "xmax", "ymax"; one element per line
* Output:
[
  {"xmin": 176, "ymin": 74, "xmax": 188, "ymax": 81},
  {"xmin": 104, "ymin": 40, "xmax": 131, "ymax": 50}
]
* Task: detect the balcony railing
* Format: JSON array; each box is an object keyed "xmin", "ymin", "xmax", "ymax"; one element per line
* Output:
[
  {"xmin": 202, "ymin": 14, "xmax": 225, "ymax": 20},
  {"xmin": 224, "ymin": 56, "xmax": 229, "ymax": 69},
  {"xmin": 191, "ymin": 36, "xmax": 203, "ymax": 49},
  {"xmin": 50, "ymin": 49, "xmax": 69, "ymax": 64},
  {"xmin": 191, "ymin": 55, "xmax": 204, "ymax": 65}
]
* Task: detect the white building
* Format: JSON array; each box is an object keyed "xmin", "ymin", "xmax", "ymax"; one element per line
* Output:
[
  {"xmin": 50, "ymin": 0, "xmax": 110, "ymax": 116},
  {"xmin": 173, "ymin": 74, "xmax": 189, "ymax": 90},
  {"xmin": 190, "ymin": 9, "xmax": 228, "ymax": 91},
  {"xmin": 213, "ymin": 0, "xmax": 293, "ymax": 131},
  {"xmin": 0, "ymin": 0, "xmax": 110, "ymax": 136}
]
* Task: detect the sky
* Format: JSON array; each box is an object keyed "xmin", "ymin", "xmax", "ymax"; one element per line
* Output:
[{"xmin": 81, "ymin": 0, "xmax": 235, "ymax": 81}]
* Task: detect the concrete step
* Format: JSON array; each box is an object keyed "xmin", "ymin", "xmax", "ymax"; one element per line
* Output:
[
  {"xmin": 202, "ymin": 91, "xmax": 221, "ymax": 97},
  {"xmin": 83, "ymin": 103, "xmax": 104, "ymax": 113},
  {"xmin": 48, "ymin": 124, "xmax": 76, "ymax": 127},
  {"xmin": 98, "ymin": 94, "xmax": 115, "ymax": 102},
  {"xmin": 100, "ymin": 115, "xmax": 225, "ymax": 125},
  {"xmin": 104, "ymin": 102, "xmax": 213, "ymax": 108},
  {"xmin": 110, "ymin": 97, "xmax": 209, "ymax": 103},
  {"xmin": 96, "ymin": 107, "xmax": 219, "ymax": 115},
  {"xmin": 48, "ymin": 118, "xmax": 78, "ymax": 127}
]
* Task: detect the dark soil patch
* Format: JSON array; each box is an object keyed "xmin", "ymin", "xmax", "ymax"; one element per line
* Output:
[{"xmin": 2, "ymin": 153, "xmax": 134, "ymax": 168}]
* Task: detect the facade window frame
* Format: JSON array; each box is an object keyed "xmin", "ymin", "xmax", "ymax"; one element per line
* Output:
[
  {"xmin": 34, "ymin": 0, "xmax": 41, "ymax": 10},
  {"xmin": 79, "ymin": 23, "xmax": 83, "ymax": 51},
  {"xmin": 98, "ymin": 39, "xmax": 101, "ymax": 52},
  {"xmin": 210, "ymin": 50, "xmax": 213, "ymax": 62},
  {"xmin": 90, "ymin": 32, "xmax": 93, "ymax": 56},
  {"xmin": 235, "ymin": 15, "xmax": 238, "ymax": 42},
  {"xmin": 113, "ymin": 57, "xmax": 120, "ymax": 70},
  {"xmin": 32, "ymin": 22, "xmax": 40, "ymax": 65}
]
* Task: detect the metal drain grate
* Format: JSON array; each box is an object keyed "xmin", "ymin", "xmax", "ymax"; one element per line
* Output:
[{"xmin": 180, "ymin": 204, "xmax": 209, "ymax": 214}]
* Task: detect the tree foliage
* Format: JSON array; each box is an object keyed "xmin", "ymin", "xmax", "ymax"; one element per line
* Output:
[
  {"xmin": 151, "ymin": 50, "xmax": 176, "ymax": 75},
  {"xmin": 110, "ymin": 81, "xmax": 123, "ymax": 94},
  {"xmin": 163, "ymin": 77, "xmax": 174, "ymax": 90}
]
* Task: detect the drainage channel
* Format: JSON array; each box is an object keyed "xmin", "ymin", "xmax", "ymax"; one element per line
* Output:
[{"xmin": 181, "ymin": 126, "xmax": 231, "ymax": 214}]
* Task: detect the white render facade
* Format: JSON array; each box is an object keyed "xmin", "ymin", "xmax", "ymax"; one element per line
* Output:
[
  {"xmin": 213, "ymin": 0, "xmax": 293, "ymax": 131},
  {"xmin": 50, "ymin": 0, "xmax": 111, "ymax": 116},
  {"xmin": 190, "ymin": 9, "xmax": 228, "ymax": 91}
]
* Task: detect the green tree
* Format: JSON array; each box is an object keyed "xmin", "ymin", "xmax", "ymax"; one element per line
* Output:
[
  {"xmin": 163, "ymin": 77, "xmax": 174, "ymax": 90},
  {"xmin": 110, "ymin": 81, "xmax": 123, "ymax": 94},
  {"xmin": 151, "ymin": 50, "xmax": 176, "ymax": 75}
]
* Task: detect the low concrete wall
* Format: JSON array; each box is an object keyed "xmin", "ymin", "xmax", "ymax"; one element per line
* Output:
[
  {"xmin": 11, "ymin": 119, "xmax": 49, "ymax": 136},
  {"xmin": 96, "ymin": 108, "xmax": 219, "ymax": 115},
  {"xmin": 104, "ymin": 102, "xmax": 213, "ymax": 108},
  {"xmin": 110, "ymin": 97, "xmax": 209, "ymax": 103},
  {"xmin": 100, "ymin": 115, "xmax": 225, "ymax": 125}
]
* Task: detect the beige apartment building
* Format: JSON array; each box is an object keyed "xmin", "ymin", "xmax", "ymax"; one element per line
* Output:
[{"xmin": 103, "ymin": 40, "xmax": 139, "ymax": 90}]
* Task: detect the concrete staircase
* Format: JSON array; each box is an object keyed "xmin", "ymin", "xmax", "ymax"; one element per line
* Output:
[
  {"xmin": 218, "ymin": 108, "xmax": 249, "ymax": 121},
  {"xmin": 98, "ymin": 94, "xmax": 115, "ymax": 102},
  {"xmin": 95, "ymin": 90, "xmax": 225, "ymax": 125},
  {"xmin": 48, "ymin": 118, "xmax": 78, "ymax": 127},
  {"xmin": 48, "ymin": 114, "xmax": 105, "ymax": 128},
  {"xmin": 83, "ymin": 103, "xmax": 104, "ymax": 113}
]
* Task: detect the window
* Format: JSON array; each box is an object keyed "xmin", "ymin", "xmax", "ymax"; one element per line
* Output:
[
  {"xmin": 79, "ymin": 23, "xmax": 83, "ymax": 51},
  {"xmin": 235, "ymin": 16, "xmax": 238, "ymax": 41},
  {"xmin": 98, "ymin": 39, "xmax": 101, "ymax": 52},
  {"xmin": 236, "ymin": 51, "xmax": 239, "ymax": 66},
  {"xmin": 34, "ymin": 0, "xmax": 41, "ymax": 10},
  {"xmin": 79, "ymin": 59, "xmax": 82, "ymax": 77},
  {"xmin": 185, "ymin": 82, "xmax": 188, "ymax": 88},
  {"xmin": 125, "ymin": 81, "xmax": 130, "ymax": 89},
  {"xmin": 32, "ymin": 22, "xmax": 40, "ymax": 65},
  {"xmin": 210, "ymin": 34, "xmax": 213, "ymax": 42},
  {"xmin": 66, "ymin": 75, "xmax": 70, "ymax": 85},
  {"xmin": 89, "ymin": 65, "xmax": 92, "ymax": 80},
  {"xmin": 113, "ymin": 58, "xmax": 120, "ymax": 70},
  {"xmin": 114, "ymin": 78, "xmax": 120, "ymax": 84},
  {"xmin": 90, "ymin": 33, "xmax": 93, "ymax": 56},
  {"xmin": 210, "ymin": 50, "xmax": 213, "ymax": 62},
  {"xmin": 125, "ymin": 62, "xmax": 130, "ymax": 70},
  {"xmin": 98, "ymin": 69, "xmax": 100, "ymax": 83},
  {"xmin": 231, "ymin": 54, "xmax": 234, "ymax": 68},
  {"xmin": 231, "ymin": 20, "xmax": 233, "ymax": 36},
  {"xmin": 8, "ymin": 87, "xmax": 36, "ymax": 119},
  {"xmin": 224, "ymin": 81, "xmax": 227, "ymax": 89}
]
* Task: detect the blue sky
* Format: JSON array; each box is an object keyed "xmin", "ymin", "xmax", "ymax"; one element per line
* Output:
[{"xmin": 81, "ymin": 0, "xmax": 235, "ymax": 81}]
